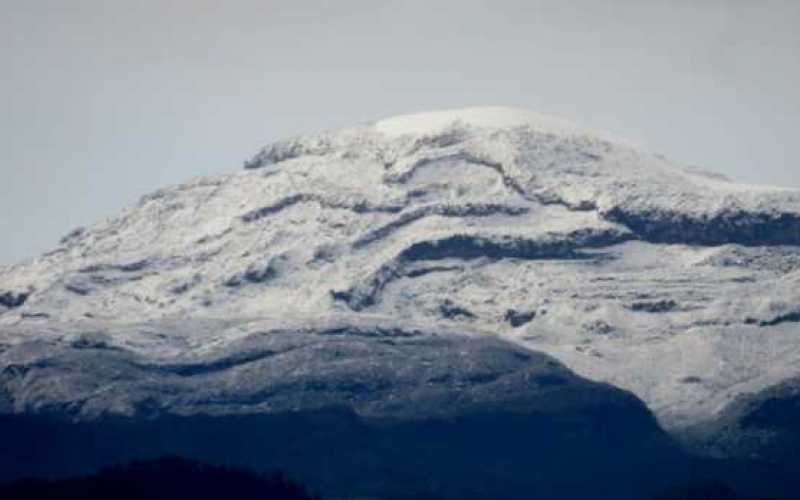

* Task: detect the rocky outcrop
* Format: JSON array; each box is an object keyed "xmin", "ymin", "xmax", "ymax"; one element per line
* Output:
[
  {"xmin": 0, "ymin": 290, "xmax": 28, "ymax": 310},
  {"xmin": 603, "ymin": 207, "xmax": 800, "ymax": 247}
]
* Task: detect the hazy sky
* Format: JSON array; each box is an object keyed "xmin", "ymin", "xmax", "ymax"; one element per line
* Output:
[{"xmin": 2, "ymin": 0, "xmax": 799, "ymax": 265}]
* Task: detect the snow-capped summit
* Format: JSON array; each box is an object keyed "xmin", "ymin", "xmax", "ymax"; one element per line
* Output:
[
  {"xmin": 247, "ymin": 106, "xmax": 799, "ymax": 220},
  {"xmin": 2, "ymin": 108, "xmax": 800, "ymax": 473},
  {"xmin": 372, "ymin": 106, "xmax": 597, "ymax": 138}
]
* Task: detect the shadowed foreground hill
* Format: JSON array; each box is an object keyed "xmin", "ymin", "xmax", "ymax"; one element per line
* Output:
[
  {"xmin": 2, "ymin": 458, "xmax": 797, "ymax": 500},
  {"xmin": 0, "ymin": 325, "xmax": 691, "ymax": 500},
  {"xmin": 0, "ymin": 458, "xmax": 319, "ymax": 500},
  {"xmin": 652, "ymin": 482, "xmax": 798, "ymax": 500}
]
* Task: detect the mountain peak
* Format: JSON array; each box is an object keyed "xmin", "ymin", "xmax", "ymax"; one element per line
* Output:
[
  {"xmin": 372, "ymin": 106, "xmax": 591, "ymax": 138},
  {"xmin": 245, "ymin": 106, "xmax": 634, "ymax": 171},
  {"xmin": 3, "ymin": 108, "xmax": 800, "ymax": 449}
]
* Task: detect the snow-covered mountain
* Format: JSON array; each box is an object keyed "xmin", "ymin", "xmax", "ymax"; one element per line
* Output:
[{"xmin": 2, "ymin": 107, "xmax": 800, "ymax": 497}]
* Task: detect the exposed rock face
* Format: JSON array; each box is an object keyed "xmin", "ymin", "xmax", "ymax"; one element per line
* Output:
[
  {"xmin": 0, "ymin": 290, "xmax": 28, "ymax": 310},
  {"xmin": 2, "ymin": 107, "xmax": 800, "ymax": 496}
]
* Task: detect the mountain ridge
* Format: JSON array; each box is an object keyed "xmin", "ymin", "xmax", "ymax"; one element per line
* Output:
[{"xmin": 2, "ymin": 108, "xmax": 800, "ymax": 484}]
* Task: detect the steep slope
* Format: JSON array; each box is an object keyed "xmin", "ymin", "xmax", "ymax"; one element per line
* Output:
[{"xmin": 2, "ymin": 107, "xmax": 800, "ymax": 487}]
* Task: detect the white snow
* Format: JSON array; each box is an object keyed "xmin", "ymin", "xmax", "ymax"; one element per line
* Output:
[
  {"xmin": 2, "ymin": 107, "xmax": 800, "ymax": 434},
  {"xmin": 374, "ymin": 106, "xmax": 577, "ymax": 135},
  {"xmin": 372, "ymin": 105, "xmax": 626, "ymax": 143}
]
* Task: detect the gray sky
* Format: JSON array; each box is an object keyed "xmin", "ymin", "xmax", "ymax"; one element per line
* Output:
[{"xmin": 2, "ymin": 0, "xmax": 799, "ymax": 265}]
